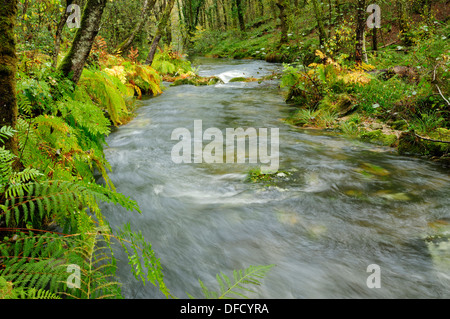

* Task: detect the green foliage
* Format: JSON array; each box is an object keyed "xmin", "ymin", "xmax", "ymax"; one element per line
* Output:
[
  {"xmin": 0, "ymin": 276, "xmax": 61, "ymax": 299},
  {"xmin": 115, "ymin": 223, "xmax": 172, "ymax": 298},
  {"xmin": 411, "ymin": 109, "xmax": 447, "ymax": 134},
  {"xmin": 0, "ymin": 212, "xmax": 174, "ymax": 299},
  {"xmin": 78, "ymin": 69, "xmax": 132, "ymax": 126},
  {"xmin": 189, "ymin": 265, "xmax": 275, "ymax": 299},
  {"xmin": 152, "ymin": 47, "xmax": 193, "ymax": 76},
  {"xmin": 353, "ymin": 77, "xmax": 409, "ymax": 115}
]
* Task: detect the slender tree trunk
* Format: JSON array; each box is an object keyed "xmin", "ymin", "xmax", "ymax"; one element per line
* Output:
[
  {"xmin": 0, "ymin": 0, "xmax": 19, "ymax": 160},
  {"xmin": 372, "ymin": 27, "xmax": 378, "ymax": 52},
  {"xmin": 355, "ymin": 0, "xmax": 366, "ymax": 64},
  {"xmin": 214, "ymin": 0, "xmax": 221, "ymax": 30},
  {"xmin": 115, "ymin": 0, "xmax": 157, "ymax": 54},
  {"xmin": 146, "ymin": 35, "xmax": 162, "ymax": 66},
  {"xmin": 327, "ymin": 0, "xmax": 333, "ymax": 37},
  {"xmin": 52, "ymin": 0, "xmax": 76, "ymax": 68},
  {"xmin": 145, "ymin": 0, "xmax": 176, "ymax": 65},
  {"xmin": 58, "ymin": 0, "xmax": 108, "ymax": 84},
  {"xmin": 362, "ymin": 30, "xmax": 368, "ymax": 63},
  {"xmin": 311, "ymin": 0, "xmax": 326, "ymax": 46}
]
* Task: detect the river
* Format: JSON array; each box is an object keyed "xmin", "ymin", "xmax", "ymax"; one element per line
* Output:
[{"xmin": 99, "ymin": 58, "xmax": 450, "ymax": 299}]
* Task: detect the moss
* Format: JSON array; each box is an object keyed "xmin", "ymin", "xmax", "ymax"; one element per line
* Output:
[
  {"xmin": 398, "ymin": 130, "xmax": 450, "ymax": 158},
  {"xmin": 360, "ymin": 130, "xmax": 398, "ymax": 147},
  {"xmin": 319, "ymin": 94, "xmax": 355, "ymax": 117},
  {"xmin": 229, "ymin": 77, "xmax": 247, "ymax": 82},
  {"xmin": 171, "ymin": 75, "xmax": 220, "ymax": 86},
  {"xmin": 265, "ymin": 51, "xmax": 288, "ymax": 63}
]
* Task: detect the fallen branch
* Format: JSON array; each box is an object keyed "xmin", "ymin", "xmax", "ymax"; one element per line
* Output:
[
  {"xmin": 414, "ymin": 133, "xmax": 450, "ymax": 144},
  {"xmin": 436, "ymin": 84, "xmax": 450, "ymax": 107},
  {"xmin": 379, "ymin": 39, "xmax": 400, "ymax": 49}
]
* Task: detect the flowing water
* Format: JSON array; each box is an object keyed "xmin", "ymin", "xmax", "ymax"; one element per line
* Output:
[{"xmin": 99, "ymin": 58, "xmax": 450, "ymax": 299}]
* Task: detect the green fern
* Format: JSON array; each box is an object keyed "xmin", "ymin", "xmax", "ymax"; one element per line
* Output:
[
  {"xmin": 115, "ymin": 223, "xmax": 172, "ymax": 298},
  {"xmin": 0, "ymin": 277, "xmax": 61, "ymax": 299},
  {"xmin": 188, "ymin": 265, "xmax": 275, "ymax": 299},
  {"xmin": 0, "ymin": 126, "xmax": 16, "ymax": 143},
  {"xmin": 78, "ymin": 69, "xmax": 131, "ymax": 126},
  {"xmin": 24, "ymin": 288, "xmax": 62, "ymax": 299},
  {"xmin": 1, "ymin": 179, "xmax": 140, "ymax": 228},
  {"xmin": 17, "ymin": 94, "xmax": 33, "ymax": 116}
]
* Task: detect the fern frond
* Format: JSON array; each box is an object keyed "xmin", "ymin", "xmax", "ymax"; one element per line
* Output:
[
  {"xmin": 17, "ymin": 94, "xmax": 33, "ymax": 116},
  {"xmin": 115, "ymin": 223, "xmax": 171, "ymax": 298},
  {"xmin": 195, "ymin": 265, "xmax": 275, "ymax": 299},
  {"xmin": 1, "ymin": 179, "xmax": 140, "ymax": 228},
  {"xmin": 0, "ymin": 126, "xmax": 16, "ymax": 144}
]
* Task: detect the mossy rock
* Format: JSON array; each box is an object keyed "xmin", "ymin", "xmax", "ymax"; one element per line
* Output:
[
  {"xmin": 436, "ymin": 128, "xmax": 450, "ymax": 139},
  {"xmin": 319, "ymin": 94, "xmax": 356, "ymax": 117},
  {"xmin": 229, "ymin": 77, "xmax": 247, "ymax": 82},
  {"xmin": 265, "ymin": 51, "xmax": 289, "ymax": 63},
  {"xmin": 171, "ymin": 76, "xmax": 220, "ymax": 86},
  {"xmin": 359, "ymin": 163, "xmax": 390, "ymax": 176},
  {"xmin": 360, "ymin": 130, "xmax": 398, "ymax": 147},
  {"xmin": 398, "ymin": 130, "xmax": 450, "ymax": 157}
]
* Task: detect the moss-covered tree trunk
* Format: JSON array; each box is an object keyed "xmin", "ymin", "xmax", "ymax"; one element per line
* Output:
[
  {"xmin": 234, "ymin": 0, "xmax": 245, "ymax": 32},
  {"xmin": 145, "ymin": 0, "xmax": 176, "ymax": 66},
  {"xmin": 220, "ymin": 0, "xmax": 228, "ymax": 30},
  {"xmin": 0, "ymin": 0, "xmax": 19, "ymax": 158},
  {"xmin": 276, "ymin": 0, "xmax": 288, "ymax": 47},
  {"xmin": 115, "ymin": 0, "xmax": 157, "ymax": 55},
  {"xmin": 58, "ymin": 0, "xmax": 107, "ymax": 84},
  {"xmin": 311, "ymin": 0, "xmax": 326, "ymax": 46}
]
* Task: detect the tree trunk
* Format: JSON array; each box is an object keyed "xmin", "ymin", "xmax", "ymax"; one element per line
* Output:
[
  {"xmin": 372, "ymin": 27, "xmax": 378, "ymax": 52},
  {"xmin": 115, "ymin": 0, "xmax": 157, "ymax": 55},
  {"xmin": 145, "ymin": 0, "xmax": 176, "ymax": 65},
  {"xmin": 235, "ymin": 0, "xmax": 245, "ymax": 32},
  {"xmin": 145, "ymin": 35, "xmax": 162, "ymax": 66},
  {"xmin": 355, "ymin": 0, "xmax": 366, "ymax": 64},
  {"xmin": 311, "ymin": 0, "xmax": 326, "ymax": 46},
  {"xmin": 0, "ymin": 0, "xmax": 19, "ymax": 159},
  {"xmin": 276, "ymin": 0, "xmax": 288, "ymax": 46},
  {"xmin": 52, "ymin": 0, "xmax": 76, "ymax": 69},
  {"xmin": 58, "ymin": 0, "xmax": 108, "ymax": 85},
  {"xmin": 221, "ymin": 0, "xmax": 228, "ymax": 30}
]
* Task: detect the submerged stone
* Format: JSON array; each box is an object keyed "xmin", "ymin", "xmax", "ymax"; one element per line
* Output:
[
  {"xmin": 359, "ymin": 163, "xmax": 390, "ymax": 176},
  {"xmin": 377, "ymin": 192, "xmax": 411, "ymax": 201}
]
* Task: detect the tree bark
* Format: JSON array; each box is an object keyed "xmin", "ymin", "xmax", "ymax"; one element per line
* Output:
[
  {"xmin": 0, "ymin": 0, "xmax": 19, "ymax": 159},
  {"xmin": 235, "ymin": 0, "xmax": 245, "ymax": 32},
  {"xmin": 115, "ymin": 0, "xmax": 157, "ymax": 55},
  {"xmin": 372, "ymin": 27, "xmax": 378, "ymax": 52},
  {"xmin": 145, "ymin": 0, "xmax": 176, "ymax": 65},
  {"xmin": 52, "ymin": 0, "xmax": 76, "ymax": 69},
  {"xmin": 58, "ymin": 0, "xmax": 108, "ymax": 85},
  {"xmin": 276, "ymin": 0, "xmax": 288, "ymax": 46},
  {"xmin": 355, "ymin": 0, "xmax": 366, "ymax": 64},
  {"xmin": 220, "ymin": 0, "xmax": 228, "ymax": 30},
  {"xmin": 311, "ymin": 0, "xmax": 326, "ymax": 46}
]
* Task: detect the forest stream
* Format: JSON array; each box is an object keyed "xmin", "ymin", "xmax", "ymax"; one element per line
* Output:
[{"xmin": 99, "ymin": 58, "xmax": 450, "ymax": 299}]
